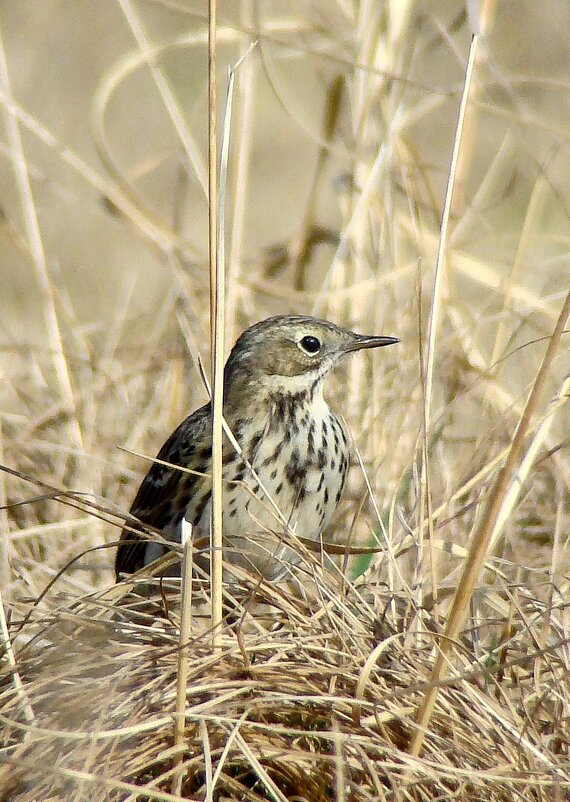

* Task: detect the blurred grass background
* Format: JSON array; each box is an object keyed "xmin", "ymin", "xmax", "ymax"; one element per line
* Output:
[{"xmin": 0, "ymin": 0, "xmax": 568, "ymax": 606}]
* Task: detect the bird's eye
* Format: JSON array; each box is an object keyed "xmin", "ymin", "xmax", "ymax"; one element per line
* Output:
[{"xmin": 299, "ymin": 335, "xmax": 321, "ymax": 355}]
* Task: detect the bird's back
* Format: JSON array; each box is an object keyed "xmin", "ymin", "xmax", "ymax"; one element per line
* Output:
[{"xmin": 114, "ymin": 403, "xmax": 211, "ymax": 577}]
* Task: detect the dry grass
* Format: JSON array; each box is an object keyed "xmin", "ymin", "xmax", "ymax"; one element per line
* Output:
[
  {"xmin": 2, "ymin": 569, "xmax": 570, "ymax": 801},
  {"xmin": 1, "ymin": 1, "xmax": 570, "ymax": 799}
]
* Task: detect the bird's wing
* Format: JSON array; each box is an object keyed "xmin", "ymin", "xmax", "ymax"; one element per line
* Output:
[{"xmin": 115, "ymin": 404, "xmax": 210, "ymax": 578}]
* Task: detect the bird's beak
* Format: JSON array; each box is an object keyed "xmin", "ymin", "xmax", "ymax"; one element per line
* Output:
[{"xmin": 343, "ymin": 334, "xmax": 399, "ymax": 353}]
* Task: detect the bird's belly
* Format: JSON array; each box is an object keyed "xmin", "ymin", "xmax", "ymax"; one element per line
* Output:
[
  {"xmin": 197, "ymin": 415, "xmax": 349, "ymax": 578},
  {"xmin": 148, "ymin": 410, "xmax": 350, "ymax": 580}
]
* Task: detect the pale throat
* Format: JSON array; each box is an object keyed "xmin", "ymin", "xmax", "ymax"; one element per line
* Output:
[
  {"xmin": 259, "ymin": 369, "xmax": 336, "ymax": 443},
  {"xmin": 261, "ymin": 362, "xmax": 332, "ymax": 398}
]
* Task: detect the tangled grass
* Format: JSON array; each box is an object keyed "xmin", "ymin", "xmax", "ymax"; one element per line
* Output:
[{"xmin": 2, "ymin": 560, "xmax": 569, "ymax": 801}]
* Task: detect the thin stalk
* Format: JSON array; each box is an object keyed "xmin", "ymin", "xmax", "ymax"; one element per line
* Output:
[
  {"xmin": 419, "ymin": 34, "xmax": 479, "ymax": 612},
  {"xmin": 208, "ymin": 0, "xmax": 224, "ymax": 653},
  {"xmin": 171, "ymin": 520, "xmax": 193, "ymax": 795}
]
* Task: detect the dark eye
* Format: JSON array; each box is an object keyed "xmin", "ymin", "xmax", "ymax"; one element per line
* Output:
[{"xmin": 299, "ymin": 335, "xmax": 321, "ymax": 355}]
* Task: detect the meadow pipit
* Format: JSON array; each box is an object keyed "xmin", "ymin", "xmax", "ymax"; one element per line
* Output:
[{"xmin": 115, "ymin": 316, "xmax": 398, "ymax": 581}]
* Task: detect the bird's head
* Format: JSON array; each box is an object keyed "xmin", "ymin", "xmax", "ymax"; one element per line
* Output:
[{"xmin": 223, "ymin": 315, "xmax": 398, "ymax": 399}]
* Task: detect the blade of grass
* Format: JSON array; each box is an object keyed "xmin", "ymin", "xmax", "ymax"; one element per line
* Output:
[
  {"xmin": 419, "ymin": 33, "xmax": 479, "ymax": 618},
  {"xmin": 171, "ymin": 520, "xmax": 193, "ymax": 795},
  {"xmin": 208, "ymin": 0, "xmax": 224, "ymax": 652},
  {"xmin": 225, "ymin": 6, "xmax": 257, "ymax": 340},
  {"xmin": 0, "ymin": 583, "xmax": 35, "ymax": 726}
]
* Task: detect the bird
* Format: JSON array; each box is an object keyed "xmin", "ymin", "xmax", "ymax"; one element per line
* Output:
[{"xmin": 115, "ymin": 315, "xmax": 398, "ymax": 583}]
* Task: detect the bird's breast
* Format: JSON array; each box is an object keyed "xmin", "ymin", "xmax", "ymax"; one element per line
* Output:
[
  {"xmin": 221, "ymin": 394, "xmax": 349, "ymax": 539},
  {"xmin": 178, "ymin": 393, "xmax": 350, "ymax": 578}
]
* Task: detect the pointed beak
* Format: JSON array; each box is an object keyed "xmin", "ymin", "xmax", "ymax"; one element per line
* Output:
[{"xmin": 343, "ymin": 334, "xmax": 399, "ymax": 354}]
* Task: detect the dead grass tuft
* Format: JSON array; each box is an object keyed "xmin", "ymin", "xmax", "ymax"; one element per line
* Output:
[{"xmin": 2, "ymin": 567, "xmax": 569, "ymax": 801}]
